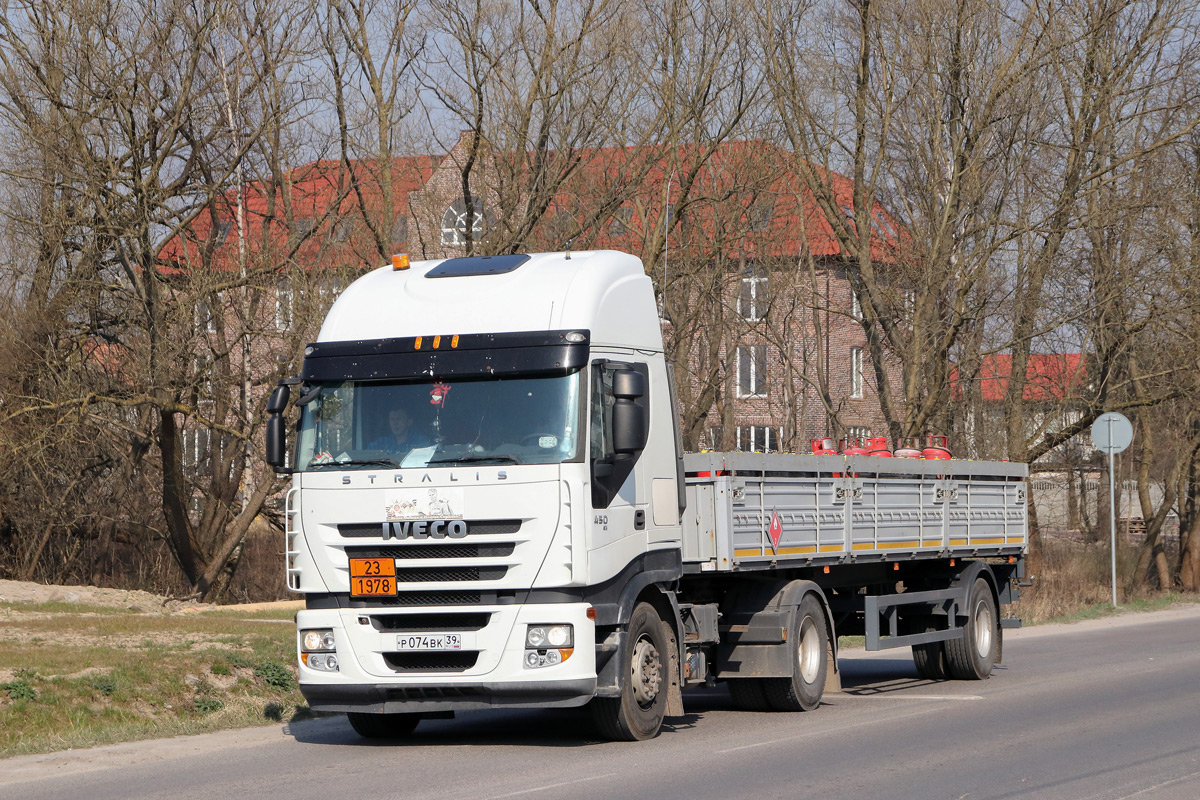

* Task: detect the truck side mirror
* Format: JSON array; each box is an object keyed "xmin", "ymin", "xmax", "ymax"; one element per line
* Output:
[
  {"xmin": 266, "ymin": 414, "xmax": 287, "ymax": 470},
  {"xmin": 612, "ymin": 369, "xmax": 648, "ymax": 454},
  {"xmin": 265, "ymin": 381, "xmax": 293, "ymax": 472},
  {"xmin": 267, "ymin": 384, "xmax": 290, "ymax": 414}
]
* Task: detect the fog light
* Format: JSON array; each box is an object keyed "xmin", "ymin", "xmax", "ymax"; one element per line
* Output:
[
  {"xmin": 303, "ymin": 652, "xmax": 340, "ymax": 672},
  {"xmin": 524, "ymin": 651, "xmax": 541, "ymax": 668}
]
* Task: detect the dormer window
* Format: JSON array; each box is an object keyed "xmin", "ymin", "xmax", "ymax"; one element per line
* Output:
[{"xmin": 441, "ymin": 196, "xmax": 488, "ymax": 246}]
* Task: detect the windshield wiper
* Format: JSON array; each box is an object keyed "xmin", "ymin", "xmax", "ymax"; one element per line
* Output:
[
  {"xmin": 310, "ymin": 457, "xmax": 400, "ymax": 470},
  {"xmin": 426, "ymin": 454, "xmax": 520, "ymax": 465}
]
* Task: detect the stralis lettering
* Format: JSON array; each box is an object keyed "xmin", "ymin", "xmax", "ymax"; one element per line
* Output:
[{"xmin": 382, "ymin": 520, "xmax": 468, "ymax": 540}]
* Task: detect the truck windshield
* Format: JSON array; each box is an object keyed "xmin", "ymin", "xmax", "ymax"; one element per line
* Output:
[{"xmin": 294, "ymin": 370, "xmax": 584, "ymax": 471}]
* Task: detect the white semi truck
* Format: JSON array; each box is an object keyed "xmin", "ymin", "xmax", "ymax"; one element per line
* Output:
[{"xmin": 265, "ymin": 250, "xmax": 1028, "ymax": 741}]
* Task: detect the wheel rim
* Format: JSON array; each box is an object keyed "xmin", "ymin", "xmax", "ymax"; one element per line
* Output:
[
  {"xmin": 973, "ymin": 598, "xmax": 994, "ymax": 659},
  {"xmin": 629, "ymin": 633, "xmax": 662, "ymax": 708},
  {"xmin": 798, "ymin": 616, "xmax": 822, "ymax": 684}
]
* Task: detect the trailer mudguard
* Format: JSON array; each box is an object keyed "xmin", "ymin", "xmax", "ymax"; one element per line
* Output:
[{"xmin": 716, "ymin": 579, "xmax": 837, "ymax": 680}]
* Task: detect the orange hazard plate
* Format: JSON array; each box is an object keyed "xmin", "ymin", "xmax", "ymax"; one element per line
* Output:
[{"xmin": 349, "ymin": 558, "xmax": 396, "ymax": 597}]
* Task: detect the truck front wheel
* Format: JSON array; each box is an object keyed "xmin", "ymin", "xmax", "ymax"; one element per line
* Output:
[
  {"xmin": 346, "ymin": 711, "xmax": 421, "ymax": 739},
  {"xmin": 591, "ymin": 602, "xmax": 668, "ymax": 741},
  {"xmin": 762, "ymin": 593, "xmax": 828, "ymax": 711}
]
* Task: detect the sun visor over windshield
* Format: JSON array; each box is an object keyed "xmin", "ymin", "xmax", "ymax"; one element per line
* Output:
[{"xmin": 301, "ymin": 330, "xmax": 590, "ymax": 382}]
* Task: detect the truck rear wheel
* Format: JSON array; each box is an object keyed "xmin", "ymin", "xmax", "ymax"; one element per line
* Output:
[
  {"xmin": 727, "ymin": 679, "xmax": 771, "ymax": 711},
  {"xmin": 591, "ymin": 602, "xmax": 668, "ymax": 741},
  {"xmin": 945, "ymin": 577, "xmax": 998, "ymax": 680},
  {"xmin": 346, "ymin": 711, "xmax": 421, "ymax": 739},
  {"xmin": 762, "ymin": 593, "xmax": 827, "ymax": 711}
]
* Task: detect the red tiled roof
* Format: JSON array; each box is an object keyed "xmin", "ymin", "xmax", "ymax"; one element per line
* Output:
[
  {"xmin": 955, "ymin": 353, "xmax": 1087, "ymax": 402},
  {"xmin": 160, "ymin": 139, "xmax": 906, "ymax": 270}
]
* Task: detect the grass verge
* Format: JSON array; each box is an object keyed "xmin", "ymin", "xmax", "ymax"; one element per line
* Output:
[{"xmin": 0, "ymin": 601, "xmax": 309, "ymax": 758}]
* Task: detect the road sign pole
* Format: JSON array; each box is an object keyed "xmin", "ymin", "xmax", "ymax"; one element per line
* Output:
[
  {"xmin": 1109, "ymin": 419, "xmax": 1118, "ymax": 607},
  {"xmin": 1092, "ymin": 412, "xmax": 1131, "ymax": 609}
]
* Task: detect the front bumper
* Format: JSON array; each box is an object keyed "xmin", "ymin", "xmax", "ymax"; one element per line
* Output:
[
  {"xmin": 301, "ymin": 677, "xmax": 597, "ymax": 713},
  {"xmin": 297, "ymin": 602, "xmax": 597, "ymax": 713}
]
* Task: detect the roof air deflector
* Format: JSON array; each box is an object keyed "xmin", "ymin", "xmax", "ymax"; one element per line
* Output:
[{"xmin": 426, "ymin": 253, "xmax": 531, "ymax": 278}]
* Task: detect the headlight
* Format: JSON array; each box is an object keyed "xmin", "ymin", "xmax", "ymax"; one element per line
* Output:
[
  {"xmin": 526, "ymin": 624, "xmax": 572, "ymax": 649},
  {"xmin": 523, "ymin": 624, "xmax": 574, "ymax": 669},
  {"xmin": 301, "ymin": 628, "xmax": 336, "ymax": 652}
]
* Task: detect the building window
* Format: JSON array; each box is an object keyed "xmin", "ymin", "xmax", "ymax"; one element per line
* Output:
[
  {"xmin": 441, "ymin": 196, "xmax": 488, "ymax": 246},
  {"xmin": 748, "ymin": 195, "xmax": 774, "ymax": 232},
  {"xmin": 709, "ymin": 426, "xmax": 724, "ymax": 450},
  {"xmin": 294, "ymin": 218, "xmax": 316, "ymax": 238},
  {"xmin": 737, "ymin": 425, "xmax": 781, "ymax": 453},
  {"xmin": 390, "ymin": 215, "xmax": 407, "ymax": 245},
  {"xmin": 846, "ymin": 425, "xmax": 870, "ymax": 440},
  {"xmin": 214, "ymin": 221, "xmax": 232, "ymax": 244},
  {"xmin": 850, "ymin": 346, "xmax": 864, "ymax": 398},
  {"xmin": 739, "ymin": 276, "xmax": 769, "ymax": 322},
  {"xmin": 182, "ymin": 426, "xmax": 211, "ymax": 477},
  {"xmin": 737, "ymin": 345, "xmax": 767, "ymax": 397},
  {"xmin": 333, "ymin": 218, "xmax": 355, "ymax": 242},
  {"xmin": 194, "ymin": 292, "xmax": 221, "ymax": 334},
  {"xmin": 851, "ymin": 288, "xmax": 862, "ymax": 321},
  {"xmin": 276, "ymin": 279, "xmax": 294, "ymax": 332},
  {"xmin": 610, "ymin": 206, "xmax": 633, "ymax": 236}
]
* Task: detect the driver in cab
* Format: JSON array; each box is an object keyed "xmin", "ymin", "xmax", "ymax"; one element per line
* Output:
[{"xmin": 369, "ymin": 407, "xmax": 430, "ymax": 454}]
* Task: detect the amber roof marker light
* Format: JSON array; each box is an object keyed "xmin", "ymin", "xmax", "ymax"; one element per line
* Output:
[{"xmin": 392, "ymin": 253, "xmax": 410, "ymax": 270}]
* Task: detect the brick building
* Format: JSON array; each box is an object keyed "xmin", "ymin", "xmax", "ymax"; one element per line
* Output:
[{"xmin": 172, "ymin": 133, "xmax": 907, "ymax": 456}]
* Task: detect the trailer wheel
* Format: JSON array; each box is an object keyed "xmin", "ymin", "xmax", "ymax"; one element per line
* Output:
[
  {"xmin": 591, "ymin": 602, "xmax": 667, "ymax": 740},
  {"xmin": 912, "ymin": 624, "xmax": 948, "ymax": 680},
  {"xmin": 762, "ymin": 593, "xmax": 827, "ymax": 711},
  {"xmin": 945, "ymin": 577, "xmax": 998, "ymax": 680},
  {"xmin": 346, "ymin": 712, "xmax": 421, "ymax": 739}
]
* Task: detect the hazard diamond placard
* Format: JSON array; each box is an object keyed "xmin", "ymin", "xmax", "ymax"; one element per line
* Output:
[{"xmin": 768, "ymin": 509, "xmax": 783, "ymax": 552}]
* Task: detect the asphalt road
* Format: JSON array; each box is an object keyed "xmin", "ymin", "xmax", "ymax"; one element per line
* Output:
[{"xmin": 6, "ymin": 605, "xmax": 1200, "ymax": 800}]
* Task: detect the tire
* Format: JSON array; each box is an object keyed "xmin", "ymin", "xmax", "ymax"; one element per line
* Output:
[
  {"xmin": 346, "ymin": 711, "xmax": 421, "ymax": 739},
  {"xmin": 761, "ymin": 593, "xmax": 828, "ymax": 711},
  {"xmin": 912, "ymin": 622, "xmax": 948, "ymax": 680},
  {"xmin": 727, "ymin": 678, "xmax": 771, "ymax": 711},
  {"xmin": 945, "ymin": 576, "xmax": 998, "ymax": 680},
  {"xmin": 591, "ymin": 602, "xmax": 668, "ymax": 741}
]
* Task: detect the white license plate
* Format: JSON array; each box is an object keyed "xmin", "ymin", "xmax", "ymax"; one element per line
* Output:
[{"xmin": 396, "ymin": 633, "xmax": 462, "ymax": 651}]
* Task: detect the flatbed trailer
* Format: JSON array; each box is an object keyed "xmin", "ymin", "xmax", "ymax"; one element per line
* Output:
[{"xmin": 672, "ymin": 453, "xmax": 1026, "ymax": 684}]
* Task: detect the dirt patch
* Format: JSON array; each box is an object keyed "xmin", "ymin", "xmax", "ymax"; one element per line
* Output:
[
  {"xmin": 0, "ymin": 579, "xmax": 196, "ymax": 612},
  {"xmin": 0, "ymin": 579, "xmax": 302, "ymax": 615}
]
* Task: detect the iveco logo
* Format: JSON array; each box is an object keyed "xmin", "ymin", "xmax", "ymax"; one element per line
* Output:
[{"xmin": 382, "ymin": 520, "xmax": 468, "ymax": 540}]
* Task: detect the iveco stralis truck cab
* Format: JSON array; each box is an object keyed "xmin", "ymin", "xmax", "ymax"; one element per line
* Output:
[{"xmin": 267, "ymin": 250, "xmax": 685, "ymax": 739}]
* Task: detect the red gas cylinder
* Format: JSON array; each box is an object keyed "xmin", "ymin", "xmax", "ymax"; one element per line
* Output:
[
  {"xmin": 841, "ymin": 436, "xmax": 870, "ymax": 456},
  {"xmin": 865, "ymin": 436, "xmax": 893, "ymax": 457},
  {"xmin": 811, "ymin": 437, "xmax": 837, "ymax": 455},
  {"xmin": 922, "ymin": 434, "xmax": 952, "ymax": 460},
  {"xmin": 894, "ymin": 437, "xmax": 924, "ymax": 458}
]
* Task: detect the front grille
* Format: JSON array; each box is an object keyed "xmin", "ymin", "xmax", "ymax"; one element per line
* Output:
[
  {"xmin": 372, "ymin": 592, "xmax": 483, "ymax": 606},
  {"xmin": 371, "ymin": 613, "xmax": 491, "ymax": 632},
  {"xmin": 346, "ymin": 543, "xmax": 516, "ymax": 560},
  {"xmin": 384, "ymin": 651, "xmax": 479, "ymax": 673},
  {"xmin": 394, "ymin": 566, "xmax": 507, "ymax": 583},
  {"xmin": 338, "ymin": 519, "xmax": 522, "ymax": 538}
]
